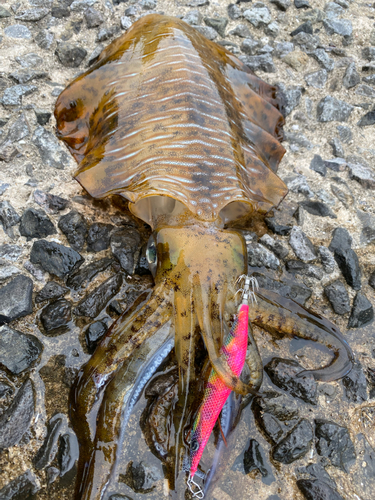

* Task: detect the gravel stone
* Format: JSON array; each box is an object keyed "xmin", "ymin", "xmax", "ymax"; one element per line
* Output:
[
  {"xmin": 347, "ymin": 157, "xmax": 375, "ymax": 188},
  {"xmin": 227, "ymin": 4, "xmax": 241, "ymax": 20},
  {"xmin": 342, "ymin": 361, "xmax": 368, "ymax": 402},
  {"xmin": 289, "ymin": 226, "xmax": 317, "ymax": 262},
  {"xmin": 70, "ymin": 0, "xmax": 97, "ymax": 10},
  {"xmin": 294, "ymin": 0, "xmax": 310, "ymax": 8},
  {"xmin": 34, "ymin": 109, "xmax": 51, "ymax": 126},
  {"xmin": 20, "ymin": 208, "xmax": 56, "ymax": 240},
  {"xmin": 304, "ymin": 69, "xmax": 328, "ymax": 89},
  {"xmin": 51, "ymin": 5, "xmax": 70, "ymax": 18},
  {"xmin": 315, "ymin": 419, "xmax": 356, "ymax": 472},
  {"xmin": 30, "ymin": 240, "xmax": 84, "ymax": 278},
  {"xmin": 0, "ymin": 325, "xmax": 43, "ymax": 374},
  {"xmin": 85, "ymin": 320, "xmax": 108, "ymax": 353},
  {"xmin": 259, "ymin": 233, "xmax": 289, "ymax": 259},
  {"xmin": 243, "ymin": 439, "xmax": 269, "ymax": 476},
  {"xmin": 297, "ymin": 479, "xmax": 344, "ymax": 500},
  {"xmin": 35, "ymin": 30, "xmax": 54, "ymax": 50},
  {"xmin": 347, "ymin": 292, "xmax": 374, "ymax": 328},
  {"xmin": 16, "ymin": 53, "xmax": 44, "ymax": 68},
  {"xmin": 239, "ymin": 54, "xmax": 275, "ymax": 72},
  {"xmin": 272, "ymin": 419, "xmax": 313, "ymax": 464},
  {"xmin": 120, "ymin": 17, "xmax": 132, "ymax": 31},
  {"xmin": 277, "ymin": 84, "xmax": 303, "ymax": 116},
  {"xmin": 309, "ymin": 154, "xmax": 327, "ymax": 176},
  {"xmin": 67, "ymin": 257, "xmax": 113, "ymax": 290},
  {"xmin": 0, "ymin": 6, "xmax": 12, "ymax": 17},
  {"xmin": 254, "ymin": 391, "xmax": 300, "ymax": 422},
  {"xmin": 0, "ymin": 144, "xmax": 19, "ymax": 162},
  {"xmin": 84, "ymin": 7, "xmax": 104, "ymax": 28},
  {"xmin": 285, "ymin": 260, "xmax": 323, "ymax": 280},
  {"xmin": 286, "ymin": 174, "xmax": 314, "ymax": 197},
  {"xmin": 317, "ymin": 96, "xmax": 353, "ymax": 122},
  {"xmin": 270, "ymin": 0, "xmax": 291, "ymax": 11},
  {"xmin": 32, "ymin": 126, "xmax": 71, "ymax": 170},
  {"xmin": 265, "ymin": 358, "xmax": 317, "ymax": 404},
  {"xmin": 247, "ymin": 242, "xmax": 280, "ymax": 269},
  {"xmin": 282, "ymin": 50, "xmax": 309, "ymax": 71},
  {"xmin": 355, "ymin": 84, "xmax": 375, "ymax": 98},
  {"xmin": 323, "ymin": 19, "xmax": 352, "ymax": 37},
  {"xmin": 298, "ymin": 201, "xmax": 336, "ymax": 218},
  {"xmin": 241, "ymin": 38, "xmax": 260, "ymax": 56},
  {"xmin": 87, "ymin": 222, "xmax": 114, "ymax": 253},
  {"xmin": 58, "ymin": 210, "xmax": 88, "ymax": 251},
  {"xmin": 329, "ymin": 228, "xmax": 361, "ymax": 289},
  {"xmin": 4, "ymin": 24, "xmax": 32, "ymax": 39},
  {"xmin": 243, "ymin": 4, "xmax": 272, "ymax": 27},
  {"xmin": 0, "ymin": 379, "xmax": 34, "ymax": 450},
  {"xmin": 56, "ymin": 42, "xmax": 87, "ymax": 67},
  {"xmin": 204, "ymin": 17, "xmax": 228, "ymax": 37},
  {"xmin": 265, "ymin": 21, "xmax": 280, "ymax": 37},
  {"xmin": 0, "ymin": 275, "xmax": 33, "ymax": 325},
  {"xmin": 96, "ymin": 25, "xmax": 120, "ymax": 42},
  {"xmin": 254, "ymin": 272, "xmax": 312, "ymax": 305},
  {"xmin": 35, "ymin": 281, "xmax": 68, "ymax": 303},
  {"xmin": 0, "ymin": 471, "xmax": 39, "ymax": 499},
  {"xmin": 257, "ymin": 412, "xmax": 284, "ymax": 444},
  {"xmin": 342, "ymin": 62, "xmax": 360, "ymax": 89},
  {"xmin": 324, "ymin": 280, "xmax": 350, "ymax": 315},
  {"xmin": 274, "ymin": 42, "xmax": 294, "ymax": 58},
  {"xmin": 362, "ymin": 47, "xmax": 375, "ymax": 61},
  {"xmin": 182, "ymin": 10, "xmax": 202, "ymax": 25},
  {"xmin": 1, "ymin": 84, "xmax": 37, "ymax": 106},
  {"xmin": 357, "ymin": 210, "xmax": 375, "ymax": 245},
  {"xmin": 15, "ymin": 7, "xmax": 49, "ymax": 21},
  {"xmin": 229, "ymin": 24, "xmax": 251, "ymax": 37},
  {"xmin": 123, "ymin": 460, "xmax": 162, "ymax": 493},
  {"xmin": 368, "ymin": 271, "xmax": 375, "ymax": 290},
  {"xmin": 290, "ymin": 21, "xmax": 313, "ymax": 37},
  {"xmin": 193, "ymin": 26, "xmax": 218, "ymax": 41},
  {"xmin": 110, "ymin": 227, "xmax": 141, "ymax": 274},
  {"xmin": 6, "ymin": 113, "xmax": 30, "ymax": 143},
  {"xmin": 357, "ymin": 107, "xmax": 375, "ymax": 127},
  {"xmin": 0, "ymin": 265, "xmax": 20, "ymax": 281},
  {"xmin": 0, "ymin": 201, "xmax": 20, "ymax": 230},
  {"xmin": 34, "ymin": 190, "xmax": 69, "ymax": 214},
  {"xmin": 0, "ymin": 244, "xmax": 23, "ymax": 262},
  {"xmin": 311, "ymin": 49, "xmax": 335, "ymax": 71},
  {"xmin": 329, "ymin": 138, "xmax": 345, "ymax": 157},
  {"xmin": 74, "ymin": 274, "xmax": 123, "ymax": 318},
  {"xmin": 40, "ymin": 299, "xmax": 72, "ymax": 335}
]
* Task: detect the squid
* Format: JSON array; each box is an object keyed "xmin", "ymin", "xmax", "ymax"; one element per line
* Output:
[{"xmin": 54, "ymin": 14, "xmax": 354, "ymax": 499}]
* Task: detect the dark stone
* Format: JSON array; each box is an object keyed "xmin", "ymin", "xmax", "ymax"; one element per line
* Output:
[
  {"xmin": 0, "ymin": 325, "xmax": 42, "ymax": 375},
  {"xmin": 1, "ymin": 84, "xmax": 37, "ymax": 106},
  {"xmin": 303, "ymin": 462, "xmax": 337, "ymax": 490},
  {"xmin": 329, "ymin": 138, "xmax": 345, "ymax": 158},
  {"xmin": 342, "ymin": 362, "xmax": 368, "ymax": 403},
  {"xmin": 347, "ymin": 156, "xmax": 375, "ymax": 189},
  {"xmin": 317, "ymin": 96, "xmax": 353, "ymax": 122},
  {"xmin": 30, "ymin": 240, "xmax": 84, "ymax": 279},
  {"xmin": 253, "ymin": 391, "xmax": 300, "ymax": 422},
  {"xmin": 257, "ymin": 412, "xmax": 284, "ymax": 444},
  {"xmin": 110, "ymin": 228, "xmax": 141, "ymax": 274},
  {"xmin": 88, "ymin": 44, "xmax": 105, "ymax": 66},
  {"xmin": 32, "ymin": 126, "xmax": 71, "ymax": 170},
  {"xmin": 67, "ymin": 257, "xmax": 113, "ymax": 290},
  {"xmin": 15, "ymin": 7, "xmax": 49, "ymax": 21},
  {"xmin": 204, "ymin": 17, "xmax": 228, "ymax": 37},
  {"xmin": 329, "ymin": 228, "xmax": 361, "ymax": 290},
  {"xmin": 40, "ymin": 299, "xmax": 72, "ymax": 335},
  {"xmin": 291, "ymin": 21, "xmax": 313, "ymax": 36},
  {"xmin": 34, "ymin": 189, "xmax": 69, "ymax": 214},
  {"xmin": 265, "ymin": 358, "xmax": 317, "ymax": 404},
  {"xmin": 362, "ymin": 47, "xmax": 375, "ymax": 61},
  {"xmin": 247, "ymin": 241, "xmax": 280, "ymax": 269},
  {"xmin": 108, "ymin": 299, "xmax": 123, "ymax": 317},
  {"xmin": 51, "ymin": 5, "xmax": 70, "ymax": 17},
  {"xmin": 277, "ymin": 84, "xmax": 303, "ymax": 116},
  {"xmin": 0, "ymin": 244, "xmax": 23, "ymax": 262},
  {"xmin": 0, "ymin": 470, "xmax": 39, "ymax": 499},
  {"xmin": 285, "ymin": 261, "xmax": 323, "ymax": 280},
  {"xmin": 265, "ymin": 217, "xmax": 292, "ymax": 235},
  {"xmin": 343, "ymin": 62, "xmax": 360, "ymax": 89},
  {"xmin": 315, "ymin": 419, "xmax": 356, "ymax": 472},
  {"xmin": 294, "ymin": 0, "xmax": 310, "ymax": 8},
  {"xmin": 33, "ymin": 415, "xmax": 63, "ymax": 470},
  {"xmin": 270, "ymin": 0, "xmax": 291, "ymax": 11},
  {"xmin": 297, "ymin": 479, "xmax": 344, "ymax": 500},
  {"xmin": 0, "ymin": 201, "xmax": 20, "ymax": 230},
  {"xmin": 0, "ymin": 379, "xmax": 34, "ymax": 449},
  {"xmin": 121, "ymin": 461, "xmax": 161, "ymax": 493},
  {"xmin": 87, "ymin": 223, "xmax": 114, "ymax": 253},
  {"xmin": 357, "ymin": 107, "xmax": 375, "ymax": 127},
  {"xmin": 0, "ymin": 275, "xmax": 33, "ymax": 325},
  {"xmin": 299, "ymin": 201, "xmax": 336, "ymax": 218},
  {"xmin": 6, "ymin": 113, "xmax": 30, "ymax": 143},
  {"xmin": 58, "ymin": 432, "xmax": 79, "ymax": 476},
  {"xmin": 85, "ymin": 320, "xmax": 108, "ymax": 354},
  {"xmin": 337, "ymin": 125, "xmax": 352, "ymax": 143},
  {"xmin": 229, "ymin": 24, "xmax": 251, "ymax": 38},
  {"xmin": 19, "ymin": 208, "xmax": 56, "ymax": 240},
  {"xmin": 135, "ymin": 244, "xmax": 152, "ymax": 276},
  {"xmin": 0, "ymin": 381, "xmax": 13, "ymax": 399},
  {"xmin": 84, "ymin": 7, "xmax": 104, "ymax": 28},
  {"xmin": 34, "ymin": 108, "xmax": 52, "ymax": 126},
  {"xmin": 311, "ymin": 49, "xmax": 335, "ymax": 72},
  {"xmin": 56, "ymin": 42, "xmax": 87, "ymax": 67},
  {"xmin": 243, "ymin": 439, "xmax": 269, "ymax": 476},
  {"xmin": 241, "ymin": 38, "xmax": 260, "ymax": 56},
  {"xmin": 289, "ymin": 227, "xmax": 317, "ymax": 263},
  {"xmin": 74, "ymin": 274, "xmax": 123, "ymax": 318},
  {"xmin": 46, "ymin": 467, "xmax": 60, "ymax": 485},
  {"xmin": 305, "ymin": 69, "xmax": 328, "ymax": 90},
  {"xmin": 348, "ymin": 292, "xmax": 374, "ymax": 328},
  {"xmin": 272, "ymin": 419, "xmax": 313, "ymax": 464},
  {"xmin": 35, "ymin": 30, "xmax": 54, "ymax": 50},
  {"xmin": 58, "ymin": 210, "xmax": 88, "ymax": 251},
  {"xmin": 0, "ymin": 6, "xmax": 12, "ymax": 17},
  {"xmin": 324, "ymin": 280, "xmax": 350, "ymax": 315},
  {"xmin": 35, "ymin": 281, "xmax": 68, "ymax": 303},
  {"xmin": 96, "ymin": 25, "xmax": 121, "ymax": 43}
]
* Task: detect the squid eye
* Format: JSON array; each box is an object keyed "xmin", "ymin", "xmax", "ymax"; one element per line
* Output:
[
  {"xmin": 146, "ymin": 235, "xmax": 157, "ymax": 276},
  {"xmin": 191, "ymin": 439, "xmax": 199, "ymax": 452}
]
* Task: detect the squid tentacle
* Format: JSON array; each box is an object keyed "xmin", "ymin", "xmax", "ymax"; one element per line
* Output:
[{"xmin": 251, "ymin": 289, "xmax": 353, "ymax": 381}]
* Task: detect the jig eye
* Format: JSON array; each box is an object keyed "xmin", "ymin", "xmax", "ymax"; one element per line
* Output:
[
  {"xmin": 190, "ymin": 439, "xmax": 199, "ymax": 453},
  {"xmin": 70, "ymin": 100, "xmax": 77, "ymax": 108},
  {"xmin": 146, "ymin": 235, "xmax": 157, "ymax": 276}
]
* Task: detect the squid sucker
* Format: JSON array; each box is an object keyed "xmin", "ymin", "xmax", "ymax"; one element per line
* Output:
[{"xmin": 54, "ymin": 14, "xmax": 354, "ymax": 500}]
